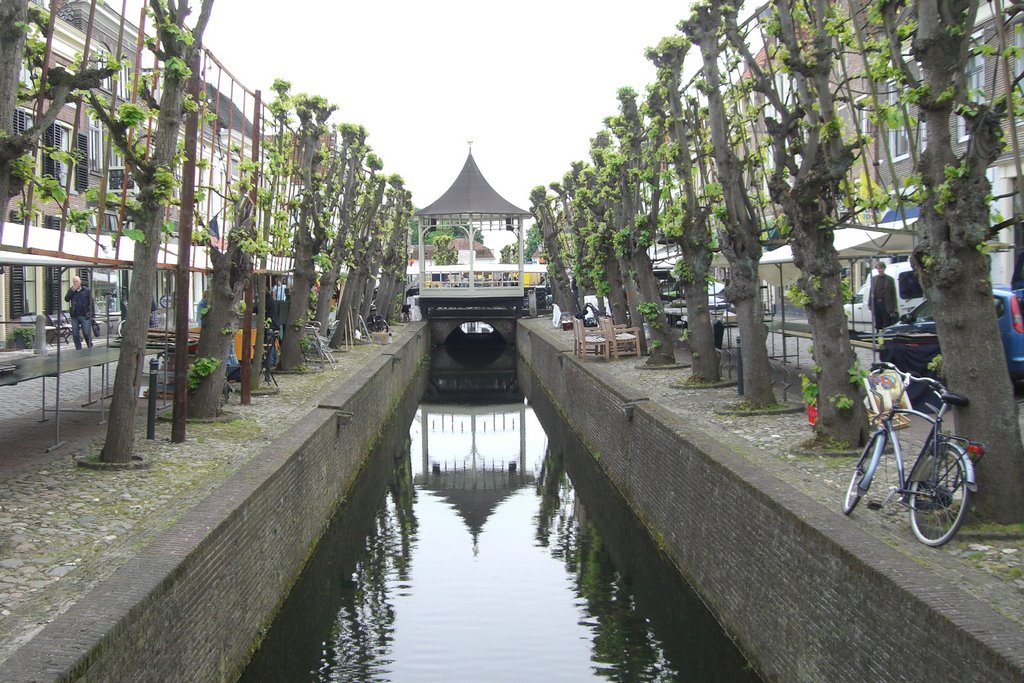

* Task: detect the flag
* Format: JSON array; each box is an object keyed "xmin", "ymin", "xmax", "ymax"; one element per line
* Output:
[{"xmin": 209, "ymin": 215, "xmax": 224, "ymax": 252}]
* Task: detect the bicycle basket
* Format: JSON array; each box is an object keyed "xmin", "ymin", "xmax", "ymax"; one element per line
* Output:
[{"xmin": 864, "ymin": 370, "xmax": 912, "ymax": 430}]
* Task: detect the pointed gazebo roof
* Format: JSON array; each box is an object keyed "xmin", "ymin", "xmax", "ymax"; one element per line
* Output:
[{"xmin": 416, "ymin": 152, "xmax": 530, "ymax": 218}]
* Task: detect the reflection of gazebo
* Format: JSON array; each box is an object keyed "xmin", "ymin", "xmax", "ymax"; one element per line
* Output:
[
  {"xmin": 415, "ymin": 150, "xmax": 532, "ymax": 317},
  {"xmin": 417, "ymin": 404, "xmax": 531, "ymax": 546}
]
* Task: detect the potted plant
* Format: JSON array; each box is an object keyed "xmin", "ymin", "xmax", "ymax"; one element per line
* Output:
[{"xmin": 9, "ymin": 327, "xmax": 35, "ymax": 350}]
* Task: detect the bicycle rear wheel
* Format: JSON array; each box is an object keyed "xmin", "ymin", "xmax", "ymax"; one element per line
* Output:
[
  {"xmin": 844, "ymin": 431, "xmax": 884, "ymax": 514},
  {"xmin": 908, "ymin": 442, "xmax": 970, "ymax": 547}
]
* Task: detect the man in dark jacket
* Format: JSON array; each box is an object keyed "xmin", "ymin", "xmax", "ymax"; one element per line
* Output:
[
  {"xmin": 868, "ymin": 261, "xmax": 898, "ymax": 331},
  {"xmin": 64, "ymin": 275, "xmax": 94, "ymax": 349}
]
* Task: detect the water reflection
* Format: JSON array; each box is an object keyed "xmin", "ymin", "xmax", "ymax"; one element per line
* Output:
[{"xmin": 241, "ymin": 363, "xmax": 759, "ymax": 681}]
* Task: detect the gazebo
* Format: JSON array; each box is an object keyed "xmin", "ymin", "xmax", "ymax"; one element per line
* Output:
[{"xmin": 415, "ymin": 150, "xmax": 531, "ymax": 318}]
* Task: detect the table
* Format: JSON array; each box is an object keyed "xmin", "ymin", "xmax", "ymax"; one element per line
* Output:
[{"xmin": 0, "ymin": 346, "xmax": 121, "ymax": 451}]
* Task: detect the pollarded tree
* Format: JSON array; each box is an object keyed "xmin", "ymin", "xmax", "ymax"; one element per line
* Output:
[
  {"xmin": 1, "ymin": 1, "xmax": 114, "ymax": 221},
  {"xmin": 271, "ymin": 85, "xmax": 352, "ymax": 370},
  {"xmin": 374, "ymin": 177, "xmax": 414, "ymax": 322},
  {"xmin": 87, "ymin": 0, "xmax": 214, "ymax": 463},
  {"xmin": 683, "ymin": 2, "xmax": 777, "ymax": 407},
  {"xmin": 552, "ymin": 163, "xmax": 595, "ymax": 311},
  {"xmin": 648, "ymin": 35, "xmax": 721, "ymax": 382},
  {"xmin": 355, "ymin": 176, "xmax": 391, "ymax": 327},
  {"xmin": 870, "ymin": 0, "xmax": 1024, "ymax": 522},
  {"xmin": 313, "ymin": 124, "xmax": 371, "ymax": 330},
  {"xmin": 528, "ymin": 186, "xmax": 576, "ymax": 313},
  {"xmin": 718, "ymin": 0, "xmax": 867, "ymax": 445},
  {"xmin": 606, "ymin": 87, "xmax": 677, "ymax": 365},
  {"xmin": 574, "ymin": 144, "xmax": 632, "ymax": 324}
]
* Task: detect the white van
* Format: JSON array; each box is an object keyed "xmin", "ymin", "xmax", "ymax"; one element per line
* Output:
[{"xmin": 844, "ymin": 262, "xmax": 924, "ymax": 336}]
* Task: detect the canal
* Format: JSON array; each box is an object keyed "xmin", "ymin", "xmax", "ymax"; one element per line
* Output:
[{"xmin": 240, "ymin": 344, "xmax": 760, "ymax": 681}]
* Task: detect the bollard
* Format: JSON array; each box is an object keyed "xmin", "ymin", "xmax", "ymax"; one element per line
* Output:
[
  {"xmin": 147, "ymin": 357, "xmax": 158, "ymax": 439},
  {"xmin": 736, "ymin": 335, "xmax": 744, "ymax": 396},
  {"xmin": 35, "ymin": 314, "xmax": 47, "ymax": 355}
]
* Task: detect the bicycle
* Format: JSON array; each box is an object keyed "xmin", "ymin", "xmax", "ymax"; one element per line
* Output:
[{"xmin": 842, "ymin": 362, "xmax": 985, "ymax": 547}]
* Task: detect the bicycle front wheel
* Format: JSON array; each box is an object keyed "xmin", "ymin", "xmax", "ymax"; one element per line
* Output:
[
  {"xmin": 844, "ymin": 431, "xmax": 884, "ymax": 514},
  {"xmin": 908, "ymin": 443, "xmax": 970, "ymax": 547}
]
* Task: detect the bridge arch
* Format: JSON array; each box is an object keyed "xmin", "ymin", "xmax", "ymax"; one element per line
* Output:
[{"xmin": 428, "ymin": 316, "xmax": 516, "ymax": 346}]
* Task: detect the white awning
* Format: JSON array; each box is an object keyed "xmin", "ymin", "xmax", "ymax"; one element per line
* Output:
[
  {"xmin": 758, "ymin": 227, "xmax": 918, "ymax": 287},
  {"xmin": 0, "ymin": 249, "xmax": 94, "ymax": 268}
]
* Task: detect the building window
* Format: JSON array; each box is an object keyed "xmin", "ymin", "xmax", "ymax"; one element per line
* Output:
[
  {"xmin": 19, "ymin": 60, "xmax": 33, "ymax": 89},
  {"xmin": 886, "ymin": 82, "xmax": 909, "ymax": 160},
  {"xmin": 959, "ymin": 31, "xmax": 986, "ymax": 141},
  {"xmin": 42, "ymin": 123, "xmax": 71, "ymax": 188},
  {"xmin": 88, "ymin": 115, "xmax": 103, "ymax": 172},
  {"xmin": 117, "ymin": 63, "xmax": 132, "ymax": 100}
]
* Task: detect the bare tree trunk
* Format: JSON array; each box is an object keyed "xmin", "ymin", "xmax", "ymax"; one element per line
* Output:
[
  {"xmin": 331, "ymin": 269, "xmax": 365, "ymax": 345},
  {"xmin": 530, "ymin": 187, "xmax": 575, "ymax": 314},
  {"xmin": 901, "ymin": 0, "xmax": 1024, "ymax": 521},
  {"xmin": 100, "ymin": 0, "xmax": 216, "ymax": 461},
  {"xmin": 188, "ymin": 243, "xmax": 251, "ymax": 418},
  {"xmin": 313, "ymin": 260, "xmax": 341, "ymax": 329},
  {"xmin": 280, "ymin": 236, "xmax": 314, "ymax": 370},
  {"xmin": 632, "ymin": 250, "xmax": 676, "ymax": 365},
  {"xmin": 604, "ymin": 255, "xmax": 629, "ymax": 323},
  {"xmin": 682, "ymin": 279, "xmax": 719, "ymax": 379}
]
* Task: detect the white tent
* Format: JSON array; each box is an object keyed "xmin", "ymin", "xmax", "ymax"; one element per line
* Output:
[
  {"xmin": 758, "ymin": 227, "xmax": 918, "ymax": 287},
  {"xmin": 0, "ymin": 249, "xmax": 93, "ymax": 268}
]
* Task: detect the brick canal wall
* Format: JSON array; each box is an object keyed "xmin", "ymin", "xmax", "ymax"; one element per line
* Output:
[
  {"xmin": 517, "ymin": 322, "xmax": 1024, "ymax": 683},
  {"xmin": 0, "ymin": 324, "xmax": 430, "ymax": 682}
]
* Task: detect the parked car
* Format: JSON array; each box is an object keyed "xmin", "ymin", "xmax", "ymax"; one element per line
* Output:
[
  {"xmin": 661, "ymin": 281, "xmax": 732, "ymax": 328},
  {"xmin": 879, "ymin": 284, "xmax": 1024, "ymax": 380},
  {"xmin": 844, "ymin": 261, "xmax": 924, "ymax": 336}
]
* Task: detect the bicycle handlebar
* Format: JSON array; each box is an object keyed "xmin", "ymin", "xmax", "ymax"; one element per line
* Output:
[{"xmin": 868, "ymin": 362, "xmax": 964, "ymax": 408}]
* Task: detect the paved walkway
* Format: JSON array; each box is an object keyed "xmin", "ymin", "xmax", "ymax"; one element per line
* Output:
[
  {"xmin": 0, "ymin": 338, "xmax": 381, "ymax": 662},
  {"xmin": 0, "ymin": 321, "xmax": 1020, "ymax": 670}
]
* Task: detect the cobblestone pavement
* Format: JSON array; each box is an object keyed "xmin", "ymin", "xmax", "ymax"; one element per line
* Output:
[
  {"xmin": 0, "ymin": 338, "xmax": 381, "ymax": 663},
  {"xmin": 0, "ymin": 321, "xmax": 1020, "ymax": 669}
]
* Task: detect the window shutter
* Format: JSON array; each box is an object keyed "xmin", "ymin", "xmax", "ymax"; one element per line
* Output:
[
  {"xmin": 44, "ymin": 215, "xmax": 61, "ymax": 231},
  {"xmin": 45, "ymin": 267, "xmax": 62, "ymax": 315},
  {"xmin": 43, "ymin": 124, "xmax": 59, "ymax": 179},
  {"xmin": 75, "ymin": 133, "xmax": 89, "ymax": 193},
  {"xmin": 78, "ymin": 269, "xmax": 91, "ymax": 288},
  {"xmin": 9, "ymin": 267, "xmax": 26, "ymax": 318},
  {"xmin": 12, "ymin": 110, "xmax": 30, "ymax": 134}
]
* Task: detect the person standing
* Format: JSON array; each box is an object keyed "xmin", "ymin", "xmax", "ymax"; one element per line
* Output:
[
  {"xmin": 64, "ymin": 275, "xmax": 94, "ymax": 349},
  {"xmin": 868, "ymin": 261, "xmax": 898, "ymax": 331},
  {"xmin": 197, "ymin": 289, "xmax": 211, "ymax": 327}
]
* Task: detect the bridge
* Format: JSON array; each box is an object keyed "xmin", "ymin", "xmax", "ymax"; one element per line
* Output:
[{"xmin": 413, "ymin": 149, "xmax": 534, "ymax": 346}]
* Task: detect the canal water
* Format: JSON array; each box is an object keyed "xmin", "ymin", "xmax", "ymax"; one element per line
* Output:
[{"xmin": 240, "ymin": 346, "xmax": 760, "ymax": 681}]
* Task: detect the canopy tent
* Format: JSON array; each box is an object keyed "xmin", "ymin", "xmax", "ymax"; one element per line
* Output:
[
  {"xmin": 757, "ymin": 227, "xmax": 918, "ymax": 287},
  {"xmin": 0, "ymin": 244, "xmax": 121, "ymax": 453},
  {"xmin": 0, "ymin": 249, "xmax": 95, "ymax": 268},
  {"xmin": 1, "ymin": 221, "xmax": 135, "ymax": 266}
]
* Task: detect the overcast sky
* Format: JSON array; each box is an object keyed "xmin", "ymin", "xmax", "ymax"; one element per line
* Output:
[{"xmin": 186, "ymin": 0, "xmax": 692, "ymax": 219}]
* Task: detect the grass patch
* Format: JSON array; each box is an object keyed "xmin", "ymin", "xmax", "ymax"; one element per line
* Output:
[
  {"xmin": 961, "ymin": 521, "xmax": 1024, "ymax": 535},
  {"xmin": 799, "ymin": 434, "xmax": 855, "ymax": 453},
  {"xmin": 725, "ymin": 399, "xmax": 779, "ymax": 412}
]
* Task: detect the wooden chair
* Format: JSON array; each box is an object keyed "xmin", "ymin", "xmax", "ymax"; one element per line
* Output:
[
  {"xmin": 599, "ymin": 317, "xmax": 641, "ymax": 359},
  {"xmin": 572, "ymin": 318, "xmax": 609, "ymax": 360}
]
